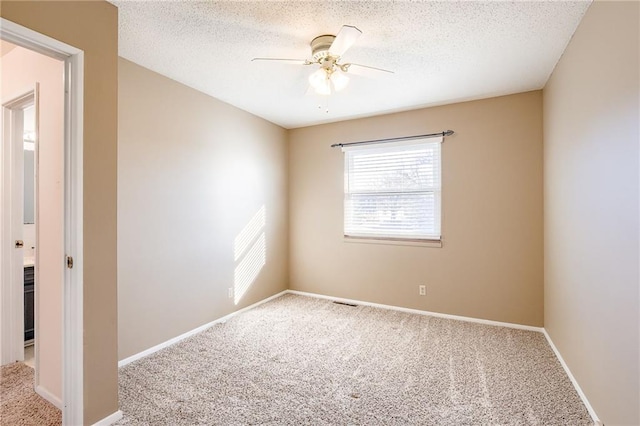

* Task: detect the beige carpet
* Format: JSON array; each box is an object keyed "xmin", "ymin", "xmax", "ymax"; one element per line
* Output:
[
  {"xmin": 117, "ymin": 294, "xmax": 593, "ymax": 425},
  {"xmin": 0, "ymin": 362, "xmax": 61, "ymax": 426}
]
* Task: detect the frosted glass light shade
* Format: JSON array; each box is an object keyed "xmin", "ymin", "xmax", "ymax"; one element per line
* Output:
[
  {"xmin": 331, "ymin": 71, "xmax": 349, "ymax": 91},
  {"xmin": 309, "ymin": 69, "xmax": 328, "ymax": 90}
]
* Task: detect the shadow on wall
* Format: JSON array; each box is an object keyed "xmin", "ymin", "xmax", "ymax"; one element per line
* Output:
[{"xmin": 233, "ymin": 205, "xmax": 266, "ymax": 305}]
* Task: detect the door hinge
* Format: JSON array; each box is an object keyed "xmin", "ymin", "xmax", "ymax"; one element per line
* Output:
[{"xmin": 66, "ymin": 255, "xmax": 74, "ymax": 269}]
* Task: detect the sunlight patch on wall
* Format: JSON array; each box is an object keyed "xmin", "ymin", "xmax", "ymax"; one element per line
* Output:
[
  {"xmin": 234, "ymin": 205, "xmax": 265, "ymax": 261},
  {"xmin": 233, "ymin": 206, "xmax": 266, "ymax": 305}
]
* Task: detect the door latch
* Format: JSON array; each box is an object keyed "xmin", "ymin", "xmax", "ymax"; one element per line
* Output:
[
  {"xmin": 15, "ymin": 240, "xmax": 24, "ymax": 248},
  {"xmin": 66, "ymin": 255, "xmax": 74, "ymax": 269}
]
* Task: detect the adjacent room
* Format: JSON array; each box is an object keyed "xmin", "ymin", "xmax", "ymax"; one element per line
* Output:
[{"xmin": 0, "ymin": 1, "xmax": 638, "ymax": 425}]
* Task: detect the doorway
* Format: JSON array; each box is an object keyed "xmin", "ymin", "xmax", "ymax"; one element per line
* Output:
[
  {"xmin": 1, "ymin": 90, "xmax": 37, "ymax": 367},
  {"xmin": 2, "ymin": 39, "xmax": 66, "ymax": 414},
  {"xmin": 0, "ymin": 18, "xmax": 84, "ymax": 426},
  {"xmin": 9, "ymin": 100, "xmax": 38, "ymax": 369}
]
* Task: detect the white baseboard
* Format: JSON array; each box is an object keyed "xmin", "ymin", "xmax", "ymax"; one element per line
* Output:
[
  {"xmin": 35, "ymin": 385, "xmax": 62, "ymax": 410},
  {"xmin": 118, "ymin": 290, "xmax": 288, "ymax": 367},
  {"xmin": 91, "ymin": 410, "xmax": 123, "ymax": 426},
  {"xmin": 286, "ymin": 290, "xmax": 544, "ymax": 333},
  {"xmin": 542, "ymin": 330, "xmax": 601, "ymax": 425}
]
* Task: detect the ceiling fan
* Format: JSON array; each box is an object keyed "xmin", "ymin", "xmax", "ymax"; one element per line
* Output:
[{"xmin": 252, "ymin": 25, "xmax": 394, "ymax": 96}]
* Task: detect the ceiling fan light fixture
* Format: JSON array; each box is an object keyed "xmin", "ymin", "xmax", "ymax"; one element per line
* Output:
[
  {"xmin": 316, "ymin": 79, "xmax": 332, "ymax": 96},
  {"xmin": 331, "ymin": 70, "xmax": 349, "ymax": 92},
  {"xmin": 308, "ymin": 68, "xmax": 332, "ymax": 95},
  {"xmin": 309, "ymin": 67, "xmax": 349, "ymax": 95}
]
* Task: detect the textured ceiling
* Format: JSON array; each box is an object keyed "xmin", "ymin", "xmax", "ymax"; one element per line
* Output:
[{"xmin": 112, "ymin": 1, "xmax": 591, "ymax": 129}]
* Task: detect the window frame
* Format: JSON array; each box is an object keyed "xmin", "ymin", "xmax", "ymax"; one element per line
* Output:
[{"xmin": 342, "ymin": 136, "xmax": 442, "ymax": 244}]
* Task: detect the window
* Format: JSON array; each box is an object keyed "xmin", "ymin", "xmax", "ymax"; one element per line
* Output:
[{"xmin": 343, "ymin": 137, "xmax": 441, "ymax": 241}]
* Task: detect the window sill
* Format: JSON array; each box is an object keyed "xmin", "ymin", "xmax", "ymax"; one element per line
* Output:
[{"xmin": 343, "ymin": 236, "xmax": 442, "ymax": 248}]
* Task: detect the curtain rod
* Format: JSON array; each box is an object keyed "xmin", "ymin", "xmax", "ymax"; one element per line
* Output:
[{"xmin": 330, "ymin": 130, "xmax": 454, "ymax": 148}]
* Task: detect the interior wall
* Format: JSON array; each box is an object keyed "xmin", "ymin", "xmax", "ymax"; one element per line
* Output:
[
  {"xmin": 0, "ymin": 43, "xmax": 64, "ymax": 402},
  {"xmin": 117, "ymin": 58, "xmax": 288, "ymax": 360},
  {"xmin": 543, "ymin": 1, "xmax": 639, "ymax": 424},
  {"xmin": 289, "ymin": 91, "xmax": 543, "ymax": 326},
  {"xmin": 0, "ymin": 2, "xmax": 119, "ymax": 423}
]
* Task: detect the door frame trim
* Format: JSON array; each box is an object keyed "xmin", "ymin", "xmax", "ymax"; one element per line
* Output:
[{"xmin": 1, "ymin": 18, "xmax": 85, "ymax": 426}]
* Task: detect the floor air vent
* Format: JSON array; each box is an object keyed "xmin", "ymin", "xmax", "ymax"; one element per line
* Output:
[{"xmin": 333, "ymin": 301, "xmax": 357, "ymax": 307}]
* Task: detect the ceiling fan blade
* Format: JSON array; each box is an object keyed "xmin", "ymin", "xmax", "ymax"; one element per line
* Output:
[
  {"xmin": 343, "ymin": 63, "xmax": 394, "ymax": 75},
  {"xmin": 328, "ymin": 25, "xmax": 362, "ymax": 57},
  {"xmin": 251, "ymin": 58, "xmax": 313, "ymax": 65}
]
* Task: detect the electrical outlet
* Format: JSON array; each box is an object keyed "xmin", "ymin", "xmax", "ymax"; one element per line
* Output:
[
  {"xmin": 419, "ymin": 285, "xmax": 426, "ymax": 296},
  {"xmin": 228, "ymin": 288, "xmax": 234, "ymax": 299}
]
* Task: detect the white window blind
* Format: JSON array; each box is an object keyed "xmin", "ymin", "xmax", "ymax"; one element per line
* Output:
[{"xmin": 343, "ymin": 137, "xmax": 441, "ymax": 240}]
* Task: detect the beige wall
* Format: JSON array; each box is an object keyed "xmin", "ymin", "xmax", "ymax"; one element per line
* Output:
[
  {"xmin": 117, "ymin": 58, "xmax": 288, "ymax": 360},
  {"xmin": 1, "ymin": 43, "xmax": 65, "ymax": 404},
  {"xmin": 0, "ymin": 1, "xmax": 119, "ymax": 424},
  {"xmin": 289, "ymin": 91, "xmax": 543, "ymax": 326},
  {"xmin": 543, "ymin": 1, "xmax": 639, "ymax": 424}
]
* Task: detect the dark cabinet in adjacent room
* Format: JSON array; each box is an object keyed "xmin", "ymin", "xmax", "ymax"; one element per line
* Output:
[{"xmin": 24, "ymin": 265, "xmax": 34, "ymax": 343}]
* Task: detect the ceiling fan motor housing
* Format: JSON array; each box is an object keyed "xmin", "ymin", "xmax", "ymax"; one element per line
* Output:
[{"xmin": 311, "ymin": 35, "xmax": 337, "ymax": 62}]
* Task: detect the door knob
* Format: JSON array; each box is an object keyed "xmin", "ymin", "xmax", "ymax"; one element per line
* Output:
[{"xmin": 15, "ymin": 240, "xmax": 24, "ymax": 248}]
